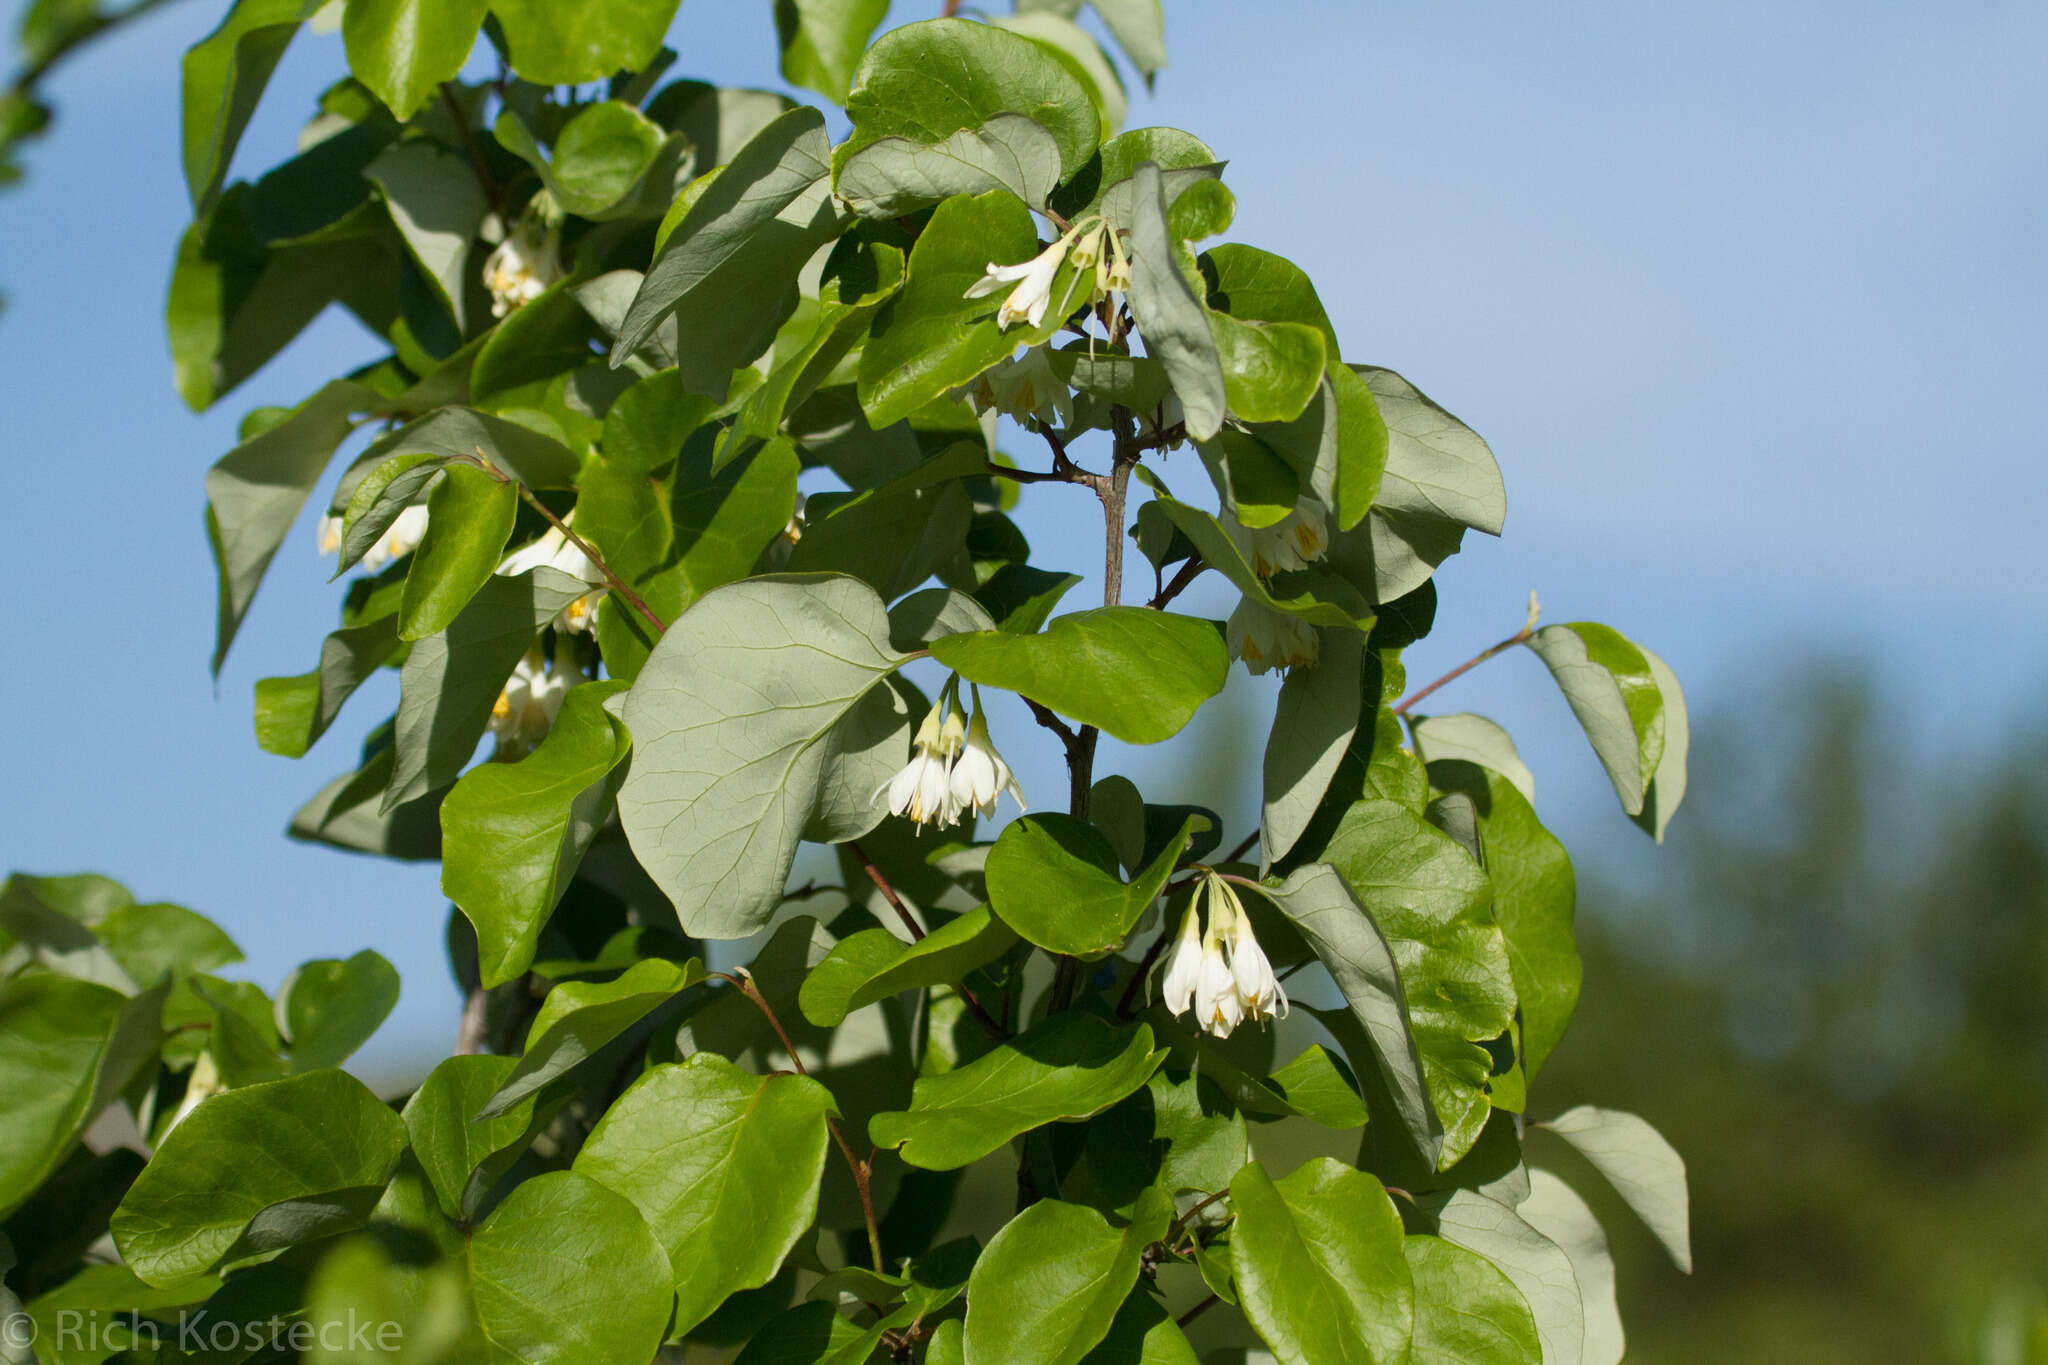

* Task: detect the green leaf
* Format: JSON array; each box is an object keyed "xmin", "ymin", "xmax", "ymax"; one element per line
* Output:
[
  {"xmin": 365, "ymin": 138, "xmax": 488, "ymax": 329},
  {"xmin": 1353, "ymin": 366, "xmax": 1505, "ymax": 602},
  {"xmin": 401, "ymin": 1054, "xmax": 558, "ymax": 1223},
  {"xmin": 1200, "ymin": 244, "xmax": 1338, "ymax": 352},
  {"xmin": 1432, "ymin": 765, "xmax": 1578, "ymax": 1082},
  {"xmin": 1211, "ymin": 315, "xmax": 1326, "ymax": 424},
  {"xmin": 856, "ymin": 189, "xmax": 1079, "ymax": 428},
  {"xmin": 786, "ymin": 440, "xmax": 983, "ymax": 598},
  {"xmin": 489, "ymin": 0, "xmax": 681, "ymax": 84},
  {"xmin": 1425, "ymin": 1187, "xmax": 1586, "ymax": 1365},
  {"xmin": 1084, "ymin": 1070, "xmax": 1249, "ymax": 1209},
  {"xmin": 600, "ymin": 367, "xmax": 718, "ymax": 474},
  {"xmin": 1126, "ymin": 162, "xmax": 1225, "ymax": 440},
  {"xmin": 0, "ymin": 976, "xmax": 164, "ymax": 1218},
  {"xmin": 992, "ymin": 13, "xmax": 1126, "ymax": 144},
  {"xmin": 1402, "ymin": 1235, "xmax": 1542, "ymax": 1365},
  {"xmin": 1323, "ymin": 798, "xmax": 1516, "ymax": 1167},
  {"xmin": 472, "ymin": 276, "xmax": 601, "ymax": 403},
  {"xmin": 1328, "ymin": 361, "xmax": 1389, "ymax": 532},
  {"xmin": 577, "ymin": 1053, "xmax": 837, "ymax": 1334},
  {"xmin": 1151, "ymin": 498, "xmax": 1373, "ymax": 632},
  {"xmin": 974, "ymin": 564, "xmax": 1083, "ymax": 635},
  {"xmin": 181, "ymin": 0, "xmax": 321, "ymax": 210},
  {"xmin": 91, "ymin": 900, "xmax": 243, "ymax": 987},
  {"xmin": 1537, "ymin": 1105, "xmax": 1691, "ymax": 1273},
  {"xmin": 961, "ymin": 1189, "xmax": 1172, "ymax": 1365},
  {"xmin": 550, "ymin": 99, "xmax": 669, "ymax": 217},
  {"xmin": 737, "ymin": 1301, "xmax": 884, "ymax": 1365},
  {"xmin": 442, "ymin": 681, "xmax": 633, "ymax": 987},
  {"xmin": 468, "ymin": 1168, "xmax": 675, "ymax": 1364},
  {"xmin": 870, "ymin": 1013, "xmax": 1166, "ymax": 1169},
  {"xmin": 775, "ymin": 0, "xmax": 890, "ymax": 104},
  {"xmin": 1528, "ymin": 622, "xmax": 1666, "ymax": 819},
  {"xmin": 279, "ymin": 948, "xmax": 400, "ymax": 1070},
  {"xmin": 205, "ymin": 378, "xmax": 375, "ymax": 673},
  {"xmin": 1263, "ymin": 631, "xmax": 1363, "ymax": 864},
  {"xmin": 1052, "ymin": 126, "xmax": 1217, "ymax": 228},
  {"xmin": 111, "ymin": 1070, "xmax": 407, "ymax": 1285},
  {"xmin": 386, "ymin": 567, "xmax": 590, "ymax": 810},
  {"xmin": 300, "ymin": 1233, "xmax": 483, "ymax": 1365},
  {"xmin": 340, "ymin": 405, "xmax": 582, "ymax": 513},
  {"xmin": 1229, "ymin": 1158, "xmax": 1413, "ymax": 1365},
  {"xmin": 1085, "ymin": 0, "xmax": 1165, "ymax": 83},
  {"xmin": 985, "ymin": 813, "xmax": 1198, "ymax": 955},
  {"xmin": 1517, "ymin": 1170, "xmax": 1624, "ymax": 1365},
  {"xmin": 254, "ymin": 617, "xmax": 401, "ymax": 758},
  {"xmin": 837, "ymin": 113, "xmax": 1065, "ymax": 219},
  {"xmin": 615, "ymin": 107, "xmax": 848, "ymax": 394},
  {"xmin": 928, "ymin": 608, "xmax": 1227, "ymax": 745},
  {"xmin": 397, "ymin": 462, "xmax": 517, "ymax": 640},
  {"xmin": 1254, "ymin": 864, "xmax": 1435, "ymax": 1166},
  {"xmin": 843, "ymin": 19, "xmax": 1100, "ymax": 180},
  {"xmin": 798, "ymin": 905, "xmax": 1017, "ymax": 1028},
  {"xmin": 477, "ymin": 956, "xmax": 702, "ymax": 1119},
  {"xmin": 342, "ymin": 0, "xmax": 486, "ymax": 120},
  {"xmin": 617, "ymin": 575, "xmax": 911, "ymax": 939},
  {"xmin": 1631, "ymin": 646, "xmax": 1690, "ymax": 842},
  {"xmin": 1411, "ymin": 713, "xmax": 1536, "ymax": 806}
]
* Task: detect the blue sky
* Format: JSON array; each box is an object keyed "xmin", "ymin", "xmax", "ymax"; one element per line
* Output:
[{"xmin": 3, "ymin": 1, "xmax": 2043, "ymax": 1079}]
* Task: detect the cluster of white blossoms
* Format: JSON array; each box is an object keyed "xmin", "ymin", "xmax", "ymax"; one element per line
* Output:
[
  {"xmin": 498, "ymin": 521, "xmax": 605, "ymax": 634},
  {"xmin": 482, "ymin": 216, "xmax": 562, "ymax": 319},
  {"xmin": 956, "ymin": 346, "xmax": 1073, "ymax": 431},
  {"xmin": 489, "ymin": 644, "xmax": 574, "ymax": 760},
  {"xmin": 1158, "ymin": 873, "xmax": 1288, "ymax": 1039},
  {"xmin": 963, "ymin": 212, "xmax": 1129, "ymax": 335},
  {"xmin": 1223, "ymin": 495, "xmax": 1334, "ymax": 677},
  {"xmin": 880, "ymin": 689, "xmax": 1024, "ymax": 830},
  {"xmin": 316, "ymin": 504, "xmax": 429, "ymax": 574}
]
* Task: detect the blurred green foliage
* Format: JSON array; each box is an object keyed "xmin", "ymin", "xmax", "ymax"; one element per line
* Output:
[{"xmin": 1539, "ymin": 665, "xmax": 2048, "ymax": 1364}]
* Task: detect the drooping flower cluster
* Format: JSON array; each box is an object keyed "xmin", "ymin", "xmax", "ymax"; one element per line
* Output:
[
  {"xmin": 482, "ymin": 214, "xmax": 562, "ymax": 318},
  {"xmin": 961, "ymin": 213, "xmax": 1129, "ymax": 335},
  {"xmin": 498, "ymin": 521, "xmax": 605, "ymax": 634},
  {"xmin": 879, "ymin": 687, "xmax": 1025, "ymax": 831},
  {"xmin": 1158, "ymin": 874, "xmax": 1288, "ymax": 1039},
  {"xmin": 1222, "ymin": 494, "xmax": 1334, "ymax": 677},
  {"xmin": 956, "ymin": 346, "xmax": 1074, "ymax": 431},
  {"xmin": 316, "ymin": 504, "xmax": 429, "ymax": 574},
  {"xmin": 488, "ymin": 644, "xmax": 574, "ymax": 760}
]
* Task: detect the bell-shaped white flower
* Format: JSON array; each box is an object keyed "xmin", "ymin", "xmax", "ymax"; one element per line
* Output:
[
  {"xmin": 1193, "ymin": 935, "xmax": 1245, "ymax": 1039},
  {"xmin": 357, "ymin": 504, "xmax": 431, "ymax": 573},
  {"xmin": 1227, "ymin": 495, "xmax": 1331, "ymax": 578},
  {"xmin": 1217, "ymin": 881, "xmax": 1288, "ymax": 1024},
  {"xmin": 1226, "ymin": 598, "xmax": 1319, "ymax": 676},
  {"xmin": 963, "ymin": 234, "xmax": 1072, "ymax": 331},
  {"xmin": 489, "ymin": 644, "xmax": 573, "ymax": 760},
  {"xmin": 483, "ymin": 218, "xmax": 562, "ymax": 318},
  {"xmin": 948, "ymin": 705, "xmax": 1026, "ymax": 822},
  {"xmin": 881, "ymin": 700, "xmax": 967, "ymax": 828},
  {"xmin": 498, "ymin": 522, "xmax": 605, "ymax": 634},
  {"xmin": 959, "ymin": 346, "xmax": 1075, "ymax": 431},
  {"xmin": 1157, "ymin": 898, "xmax": 1205, "ymax": 1016},
  {"xmin": 315, "ymin": 513, "xmax": 344, "ymax": 557}
]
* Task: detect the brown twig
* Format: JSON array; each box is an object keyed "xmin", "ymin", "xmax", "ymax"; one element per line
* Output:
[
  {"xmin": 717, "ymin": 971, "xmax": 885, "ymax": 1270},
  {"xmin": 1177, "ymin": 1294, "xmax": 1221, "ymax": 1328},
  {"xmin": 847, "ymin": 842, "xmax": 1007, "ymax": 1040},
  {"xmin": 1392, "ymin": 619, "xmax": 1537, "ymax": 715},
  {"xmin": 439, "ymin": 82, "xmax": 506, "ymax": 213},
  {"xmin": 460, "ymin": 452, "xmax": 669, "ymax": 632},
  {"xmin": 1220, "ymin": 830, "xmax": 1259, "ymax": 866},
  {"xmin": 1147, "ymin": 554, "xmax": 1204, "ymax": 610}
]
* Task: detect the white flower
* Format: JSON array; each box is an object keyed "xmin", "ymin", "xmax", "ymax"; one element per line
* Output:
[
  {"xmin": 498, "ymin": 522, "xmax": 605, "ymax": 634},
  {"xmin": 1157, "ymin": 899, "xmax": 1205, "ymax": 1015},
  {"xmin": 963, "ymin": 234, "xmax": 1072, "ymax": 331},
  {"xmin": 948, "ymin": 705, "xmax": 1026, "ymax": 821},
  {"xmin": 483, "ymin": 219, "xmax": 561, "ymax": 318},
  {"xmin": 1226, "ymin": 598, "xmax": 1319, "ymax": 676},
  {"xmin": 1227, "ymin": 496, "xmax": 1331, "ymax": 579},
  {"xmin": 783, "ymin": 492, "xmax": 807, "ymax": 544},
  {"xmin": 355, "ymin": 504, "xmax": 430, "ymax": 573},
  {"xmin": 881, "ymin": 701, "xmax": 967, "ymax": 828},
  {"xmin": 1222, "ymin": 885, "xmax": 1287, "ymax": 1023},
  {"xmin": 1163, "ymin": 875, "xmax": 1288, "ymax": 1039},
  {"xmin": 315, "ymin": 513, "xmax": 344, "ymax": 556},
  {"xmin": 489, "ymin": 645, "xmax": 573, "ymax": 759},
  {"xmin": 959, "ymin": 347, "xmax": 1074, "ymax": 431}
]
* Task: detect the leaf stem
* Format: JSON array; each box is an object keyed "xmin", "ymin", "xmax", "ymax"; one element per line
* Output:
[
  {"xmin": 1177, "ymin": 1294, "xmax": 1221, "ymax": 1328},
  {"xmin": 1147, "ymin": 554, "xmax": 1205, "ymax": 609},
  {"xmin": 460, "ymin": 451, "xmax": 669, "ymax": 633},
  {"xmin": 1392, "ymin": 605, "xmax": 1541, "ymax": 716},
  {"xmin": 847, "ymin": 841, "xmax": 1007, "ymax": 1040}
]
